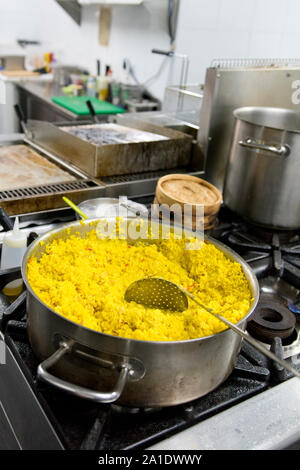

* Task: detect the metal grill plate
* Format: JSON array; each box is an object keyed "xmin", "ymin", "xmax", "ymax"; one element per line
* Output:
[{"xmin": 0, "ymin": 180, "xmax": 98, "ymax": 201}]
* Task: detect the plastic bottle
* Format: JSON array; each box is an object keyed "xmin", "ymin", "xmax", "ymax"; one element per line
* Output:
[
  {"xmin": 1, "ymin": 217, "xmax": 27, "ymax": 299},
  {"xmin": 87, "ymin": 75, "xmax": 97, "ymax": 97},
  {"xmin": 98, "ymin": 75, "xmax": 109, "ymax": 101},
  {"xmin": 120, "ymin": 59, "xmax": 135, "ymax": 106}
]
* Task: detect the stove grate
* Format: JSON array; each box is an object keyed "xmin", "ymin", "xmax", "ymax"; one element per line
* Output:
[
  {"xmin": 0, "ymin": 180, "xmax": 98, "ymax": 201},
  {"xmin": 101, "ymin": 168, "xmax": 188, "ymax": 184}
]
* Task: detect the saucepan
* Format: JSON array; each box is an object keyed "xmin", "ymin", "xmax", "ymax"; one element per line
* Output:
[
  {"xmin": 224, "ymin": 106, "xmax": 300, "ymax": 229},
  {"xmin": 21, "ymin": 218, "xmax": 259, "ymax": 408}
]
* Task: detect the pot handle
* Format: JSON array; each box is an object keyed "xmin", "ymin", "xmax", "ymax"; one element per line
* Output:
[
  {"xmin": 238, "ymin": 138, "xmax": 290, "ymax": 156},
  {"xmin": 37, "ymin": 339, "xmax": 129, "ymax": 403}
]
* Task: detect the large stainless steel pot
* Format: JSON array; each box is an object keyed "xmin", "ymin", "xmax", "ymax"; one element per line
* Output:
[
  {"xmin": 22, "ymin": 219, "xmax": 259, "ymax": 408},
  {"xmin": 224, "ymin": 106, "xmax": 300, "ymax": 230}
]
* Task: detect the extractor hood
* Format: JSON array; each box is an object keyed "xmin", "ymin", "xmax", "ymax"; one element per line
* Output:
[
  {"xmin": 78, "ymin": 0, "xmax": 143, "ymax": 4},
  {"xmin": 55, "ymin": 1, "xmax": 82, "ymax": 25},
  {"xmin": 55, "ymin": 0, "xmax": 143, "ymax": 25}
]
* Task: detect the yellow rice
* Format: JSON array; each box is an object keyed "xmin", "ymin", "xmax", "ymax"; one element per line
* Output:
[{"xmin": 27, "ymin": 221, "xmax": 252, "ymax": 342}]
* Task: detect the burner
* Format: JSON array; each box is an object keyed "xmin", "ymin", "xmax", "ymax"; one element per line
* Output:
[
  {"xmin": 247, "ymin": 225, "xmax": 299, "ymax": 244},
  {"xmin": 260, "ymin": 276, "xmax": 300, "ymax": 307},
  {"xmin": 219, "ymin": 224, "xmax": 300, "ymax": 286},
  {"xmin": 247, "ymin": 294, "xmax": 296, "ymax": 344}
]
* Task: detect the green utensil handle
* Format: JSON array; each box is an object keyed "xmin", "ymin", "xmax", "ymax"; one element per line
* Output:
[{"xmin": 62, "ymin": 197, "xmax": 88, "ymax": 220}]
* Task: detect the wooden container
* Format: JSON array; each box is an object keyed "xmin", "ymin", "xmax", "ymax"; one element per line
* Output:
[{"xmin": 154, "ymin": 174, "xmax": 222, "ymax": 231}]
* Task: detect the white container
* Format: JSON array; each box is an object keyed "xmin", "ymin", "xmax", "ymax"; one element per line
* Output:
[
  {"xmin": 1, "ymin": 217, "xmax": 27, "ymax": 299},
  {"xmin": 1, "ymin": 217, "xmax": 27, "ymax": 269}
]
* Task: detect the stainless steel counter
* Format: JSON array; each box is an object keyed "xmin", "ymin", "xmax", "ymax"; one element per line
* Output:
[
  {"xmin": 17, "ymin": 80, "xmax": 80, "ymax": 122},
  {"xmin": 148, "ymin": 378, "xmax": 300, "ymax": 450},
  {"xmin": 16, "ymin": 81, "xmax": 121, "ymax": 124}
]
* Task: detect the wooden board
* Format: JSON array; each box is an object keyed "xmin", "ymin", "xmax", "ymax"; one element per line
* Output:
[
  {"xmin": 0, "ymin": 145, "xmax": 75, "ymax": 191},
  {"xmin": 1, "ymin": 70, "xmax": 40, "ymax": 78},
  {"xmin": 98, "ymin": 6, "xmax": 112, "ymax": 46},
  {"xmin": 52, "ymin": 96, "xmax": 124, "ymax": 115}
]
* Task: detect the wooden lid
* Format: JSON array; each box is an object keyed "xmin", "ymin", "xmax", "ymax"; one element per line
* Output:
[{"xmin": 156, "ymin": 174, "xmax": 222, "ymax": 215}]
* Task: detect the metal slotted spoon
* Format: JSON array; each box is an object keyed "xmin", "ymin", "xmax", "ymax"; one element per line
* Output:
[{"xmin": 124, "ymin": 277, "xmax": 300, "ymax": 379}]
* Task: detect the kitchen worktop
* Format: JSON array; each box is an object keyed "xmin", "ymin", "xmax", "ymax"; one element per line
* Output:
[
  {"xmin": 0, "ymin": 71, "xmax": 78, "ymax": 117},
  {"xmin": 15, "ymin": 79, "xmax": 124, "ymax": 123},
  {"xmin": 16, "ymin": 79, "xmax": 64, "ymax": 101},
  {"xmin": 0, "ymin": 73, "xmax": 58, "ymax": 134},
  {"xmin": 16, "ymin": 80, "xmax": 79, "ymax": 120}
]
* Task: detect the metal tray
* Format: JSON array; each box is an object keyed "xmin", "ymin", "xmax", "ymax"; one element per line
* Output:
[{"xmin": 24, "ymin": 119, "xmax": 193, "ymax": 178}]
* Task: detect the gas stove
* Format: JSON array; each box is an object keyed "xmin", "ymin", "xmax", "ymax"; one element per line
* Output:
[
  {"xmin": 0, "ymin": 202, "xmax": 300, "ymax": 450},
  {"xmin": 213, "ymin": 208, "xmax": 300, "ymax": 358}
]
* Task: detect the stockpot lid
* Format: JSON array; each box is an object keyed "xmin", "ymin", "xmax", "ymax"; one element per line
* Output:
[{"xmin": 233, "ymin": 106, "xmax": 300, "ymax": 134}]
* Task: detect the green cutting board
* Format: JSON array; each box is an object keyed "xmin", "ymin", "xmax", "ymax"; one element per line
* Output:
[{"xmin": 52, "ymin": 96, "xmax": 124, "ymax": 115}]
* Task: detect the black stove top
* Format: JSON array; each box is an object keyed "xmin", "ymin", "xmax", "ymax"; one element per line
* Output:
[
  {"xmin": 0, "ymin": 203, "xmax": 300, "ymax": 450},
  {"xmin": 4, "ymin": 315, "xmax": 271, "ymax": 450},
  {"xmin": 212, "ymin": 206, "xmax": 300, "ymax": 288}
]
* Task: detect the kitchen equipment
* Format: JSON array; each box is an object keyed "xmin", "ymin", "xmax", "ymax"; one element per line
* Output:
[
  {"xmin": 77, "ymin": 197, "xmax": 148, "ymax": 219},
  {"xmin": 156, "ymin": 174, "xmax": 221, "ymax": 213},
  {"xmin": 0, "ymin": 207, "xmax": 14, "ymax": 231},
  {"xmin": 0, "ymin": 208, "xmax": 25, "ymax": 300},
  {"xmin": 0, "ymin": 129, "xmax": 201, "ymax": 217},
  {"xmin": 224, "ymin": 106, "xmax": 300, "ymax": 230},
  {"xmin": 116, "ymin": 110, "xmax": 203, "ymax": 173},
  {"xmin": 86, "ymin": 99, "xmax": 97, "ymax": 122},
  {"xmin": 63, "ymin": 195, "xmax": 148, "ymax": 219},
  {"xmin": 14, "ymin": 103, "xmax": 27, "ymax": 134},
  {"xmin": 51, "ymin": 96, "xmax": 124, "ymax": 115},
  {"xmin": 125, "ymin": 277, "xmax": 300, "ymax": 378},
  {"xmin": 125, "ymin": 99, "xmax": 158, "ymax": 113},
  {"xmin": 0, "ymin": 216, "xmax": 27, "ymax": 300},
  {"xmin": 62, "ymin": 197, "xmax": 88, "ymax": 219},
  {"xmin": 154, "ymin": 174, "xmax": 222, "ymax": 230},
  {"xmin": 163, "ymin": 84, "xmax": 203, "ymax": 126},
  {"xmin": 25, "ymin": 119, "xmax": 193, "ymax": 178},
  {"xmin": 61, "ymin": 123, "xmax": 169, "ymax": 145},
  {"xmin": 0, "ymin": 135, "xmax": 103, "ymax": 216},
  {"xmin": 21, "ymin": 218, "xmax": 259, "ymax": 407},
  {"xmin": 198, "ymin": 59, "xmax": 300, "ymax": 191},
  {"xmin": 1, "ymin": 196, "xmax": 300, "ymax": 449},
  {"xmin": 120, "ymin": 83, "xmax": 143, "ymax": 107},
  {"xmin": 0, "ymin": 144, "xmax": 77, "ymax": 191},
  {"xmin": 52, "ymin": 65, "xmax": 89, "ymax": 86},
  {"xmin": 0, "ymin": 216, "xmax": 27, "ymax": 269}
]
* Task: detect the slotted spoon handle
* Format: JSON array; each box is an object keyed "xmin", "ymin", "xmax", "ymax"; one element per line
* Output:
[{"xmin": 185, "ymin": 290, "xmax": 300, "ymax": 379}]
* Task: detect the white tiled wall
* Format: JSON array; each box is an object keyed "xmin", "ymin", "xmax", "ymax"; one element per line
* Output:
[
  {"xmin": 176, "ymin": 0, "xmax": 300, "ymax": 85},
  {"xmin": 1, "ymin": 0, "xmax": 300, "ymax": 99},
  {"xmin": 0, "ymin": 0, "xmax": 171, "ymax": 99}
]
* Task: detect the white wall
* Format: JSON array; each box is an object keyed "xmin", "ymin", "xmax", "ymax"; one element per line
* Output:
[
  {"xmin": 1, "ymin": 0, "xmax": 300, "ymax": 99},
  {"xmin": 0, "ymin": 0, "xmax": 172, "ymax": 99},
  {"xmin": 176, "ymin": 0, "xmax": 300, "ymax": 85}
]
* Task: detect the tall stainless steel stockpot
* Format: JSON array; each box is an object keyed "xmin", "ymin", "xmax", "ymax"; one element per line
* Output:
[
  {"xmin": 22, "ymin": 219, "xmax": 259, "ymax": 408},
  {"xmin": 224, "ymin": 107, "xmax": 300, "ymax": 229}
]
